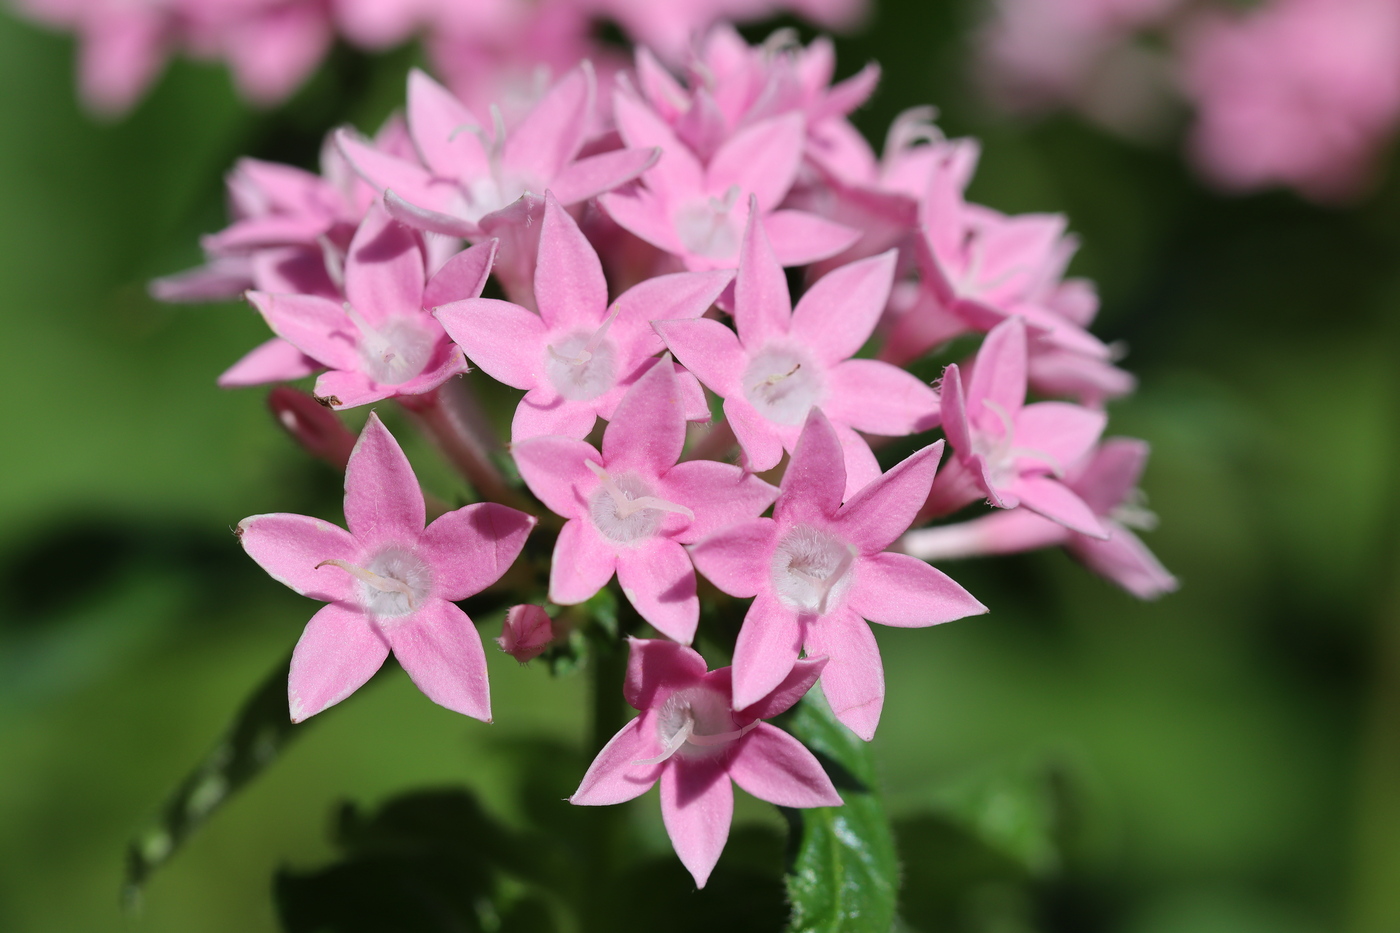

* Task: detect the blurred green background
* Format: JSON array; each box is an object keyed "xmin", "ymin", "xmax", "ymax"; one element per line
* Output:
[{"xmin": 3, "ymin": 0, "xmax": 1400, "ymax": 930}]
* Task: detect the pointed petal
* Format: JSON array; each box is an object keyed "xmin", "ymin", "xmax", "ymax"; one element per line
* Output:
[
  {"xmin": 535, "ymin": 192, "xmax": 608, "ymax": 330},
  {"xmin": 790, "ymin": 250, "xmax": 896, "ymax": 365},
  {"xmin": 384, "ymin": 190, "xmax": 478, "ymax": 237},
  {"xmin": 344, "ymin": 203, "xmax": 426, "ymax": 322},
  {"xmin": 836, "ymin": 441, "xmax": 943, "ymax": 552},
  {"xmin": 344, "ymin": 412, "xmax": 425, "ymax": 542},
  {"xmin": 435, "ymin": 297, "xmax": 546, "ymax": 390},
  {"xmin": 602, "ymin": 353, "xmax": 686, "ymax": 474},
  {"xmin": 336, "ymin": 129, "xmax": 448, "ymax": 211},
  {"xmin": 660, "ymin": 759, "xmax": 733, "ymax": 888},
  {"xmin": 247, "ymin": 291, "xmax": 358, "ymax": 371},
  {"xmin": 612, "ymin": 89, "xmax": 703, "ymax": 194},
  {"xmin": 732, "ymin": 206, "xmax": 792, "ymax": 347},
  {"xmin": 218, "ymin": 337, "xmax": 320, "ymax": 388},
  {"xmin": 406, "ymin": 68, "xmax": 489, "ymax": 179},
  {"xmin": 725, "ymin": 398, "xmax": 787, "ymax": 474},
  {"xmin": 740, "ymin": 658, "xmax": 827, "ymax": 722},
  {"xmin": 939, "ymin": 362, "xmax": 972, "ymax": 455},
  {"xmin": 654, "ymin": 317, "xmax": 747, "ymax": 398},
  {"xmin": 288, "ymin": 603, "xmax": 389, "ymax": 722},
  {"xmin": 689, "ymin": 518, "xmax": 778, "ymax": 598},
  {"xmin": 387, "ymin": 599, "xmax": 490, "ymax": 720},
  {"xmin": 764, "ymin": 210, "xmax": 862, "ymax": 267},
  {"xmin": 511, "ymin": 389, "xmax": 600, "ymax": 442},
  {"xmin": 625, "ymin": 638, "xmax": 709, "ymax": 710},
  {"xmin": 549, "ymin": 519, "xmax": 618, "ymax": 604},
  {"xmin": 550, "ymin": 147, "xmax": 661, "ymax": 205},
  {"xmin": 503, "ymin": 63, "xmax": 593, "ymax": 186},
  {"xmin": 658, "ymin": 460, "xmax": 779, "ymax": 545},
  {"xmin": 598, "ymin": 188, "xmax": 685, "ymax": 254},
  {"xmin": 511, "ymin": 435, "xmax": 598, "ymax": 518},
  {"xmin": 804, "ymin": 609, "xmax": 884, "ymax": 740},
  {"xmin": 849, "ymin": 551, "xmax": 986, "ymax": 627},
  {"xmin": 729, "ymin": 723, "xmax": 842, "ymax": 807},
  {"xmin": 616, "ymin": 539, "xmax": 699, "ymax": 644},
  {"xmin": 418, "ymin": 503, "xmax": 535, "ymax": 600},
  {"xmin": 1014, "ymin": 402, "xmax": 1108, "ymax": 478},
  {"xmin": 1068, "ymin": 525, "xmax": 1179, "ymax": 600},
  {"xmin": 732, "ymin": 594, "xmax": 803, "ymax": 710},
  {"xmin": 1070, "ymin": 438, "xmax": 1150, "ymax": 515},
  {"xmin": 311, "ymin": 369, "xmax": 388, "ymax": 410},
  {"xmin": 571, "ymin": 717, "xmax": 663, "ymax": 805},
  {"xmin": 823, "ymin": 359, "xmax": 940, "ymax": 436},
  {"xmin": 237, "ymin": 513, "xmax": 359, "ymax": 603},
  {"xmin": 609, "ymin": 269, "xmax": 733, "ymax": 363},
  {"xmin": 775, "ymin": 410, "xmax": 846, "ymax": 525},
  {"xmin": 707, "ymin": 113, "xmax": 804, "ymax": 212},
  {"xmin": 831, "ymin": 423, "xmax": 883, "ymax": 502},
  {"xmin": 423, "ymin": 240, "xmax": 496, "ymax": 308},
  {"xmin": 967, "ymin": 317, "xmax": 1028, "ymax": 432},
  {"xmin": 1013, "ymin": 475, "xmax": 1110, "ymax": 538}
]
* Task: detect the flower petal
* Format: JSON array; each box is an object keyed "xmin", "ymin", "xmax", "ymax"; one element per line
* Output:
[
  {"xmin": 660, "ymin": 758, "xmax": 733, "ymax": 888},
  {"xmin": 775, "ymin": 409, "xmax": 846, "ymax": 526},
  {"xmin": 601, "ymin": 353, "xmax": 687, "ymax": 475},
  {"xmin": 823, "ymin": 358, "xmax": 940, "ymax": 436},
  {"xmin": 615, "ymin": 538, "xmax": 699, "ymax": 644},
  {"xmin": 246, "ymin": 290, "xmax": 359, "ymax": 372},
  {"xmin": 237, "ymin": 512, "xmax": 359, "ymax": 603},
  {"xmin": 740, "ymin": 658, "xmax": 827, "ymax": 722},
  {"xmin": 625, "ymin": 638, "xmax": 709, "ymax": 710},
  {"xmin": 423, "ymin": 239, "xmax": 496, "ymax": 309},
  {"xmin": 571, "ymin": 717, "xmax": 664, "ymax": 805},
  {"xmin": 659, "ymin": 460, "xmax": 778, "ymax": 545},
  {"xmin": 550, "ymin": 147, "xmax": 660, "ymax": 206},
  {"xmin": 732, "ymin": 206, "xmax": 792, "ymax": 347},
  {"xmin": 387, "ymin": 599, "xmax": 491, "ymax": 721},
  {"xmin": 967, "ymin": 317, "xmax": 1028, "ymax": 432},
  {"xmin": 689, "ymin": 517, "xmax": 778, "ymax": 598},
  {"xmin": 790, "ymin": 250, "xmax": 896, "ymax": 366},
  {"xmin": 288, "ymin": 602, "xmax": 389, "ymax": 722},
  {"xmin": 1068, "ymin": 525, "xmax": 1179, "ymax": 600},
  {"xmin": 732, "ymin": 593, "xmax": 803, "ymax": 711},
  {"xmin": 549, "ymin": 519, "xmax": 618, "ymax": 604},
  {"xmin": 418, "ymin": 503, "xmax": 535, "ymax": 600},
  {"xmin": 1012, "ymin": 475, "xmax": 1110, "ymax": 539},
  {"xmin": 654, "ymin": 317, "xmax": 747, "ymax": 398},
  {"xmin": 849, "ymin": 551, "xmax": 987, "ymax": 627},
  {"xmin": 804, "ymin": 608, "xmax": 884, "ymax": 741},
  {"xmin": 729, "ymin": 723, "xmax": 842, "ymax": 807},
  {"xmin": 435, "ymin": 297, "xmax": 546, "ymax": 390},
  {"xmin": 835, "ymin": 440, "xmax": 944, "ymax": 552},
  {"xmin": 707, "ymin": 113, "xmax": 804, "ymax": 212},
  {"xmin": 218, "ymin": 337, "xmax": 321, "ymax": 388},
  {"xmin": 503, "ymin": 63, "xmax": 592, "ymax": 188},
  {"xmin": 535, "ymin": 192, "xmax": 608, "ymax": 330},
  {"xmin": 512, "ymin": 435, "xmax": 598, "ymax": 518},
  {"xmin": 511, "ymin": 388, "xmax": 600, "ymax": 442}
]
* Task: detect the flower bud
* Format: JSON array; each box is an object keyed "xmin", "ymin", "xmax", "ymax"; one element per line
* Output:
[
  {"xmin": 267, "ymin": 387, "xmax": 357, "ymax": 470},
  {"xmin": 497, "ymin": 605, "xmax": 554, "ymax": 663}
]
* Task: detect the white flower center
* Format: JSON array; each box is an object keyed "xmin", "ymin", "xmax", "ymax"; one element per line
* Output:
[
  {"xmin": 544, "ymin": 307, "xmax": 620, "ymax": 401},
  {"xmin": 969, "ymin": 399, "xmax": 1062, "ymax": 490},
  {"xmin": 586, "ymin": 461, "xmax": 693, "ymax": 543},
  {"xmin": 771, "ymin": 524, "xmax": 857, "ymax": 614},
  {"xmin": 676, "ymin": 185, "xmax": 743, "ymax": 260},
  {"xmin": 345, "ymin": 304, "xmax": 437, "ymax": 386},
  {"xmin": 742, "ymin": 345, "xmax": 822, "ymax": 425},
  {"xmin": 318, "ymin": 546, "xmax": 433, "ymax": 620},
  {"xmin": 635, "ymin": 684, "xmax": 755, "ymax": 765},
  {"xmin": 450, "ymin": 105, "xmax": 534, "ymax": 223}
]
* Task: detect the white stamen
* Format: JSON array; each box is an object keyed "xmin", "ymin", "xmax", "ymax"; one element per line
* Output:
[
  {"xmin": 634, "ymin": 685, "xmax": 755, "ymax": 764},
  {"xmin": 585, "ymin": 460, "xmax": 693, "ymax": 521},
  {"xmin": 772, "ymin": 524, "xmax": 857, "ymax": 614},
  {"xmin": 318, "ymin": 235, "xmax": 345, "ymax": 291},
  {"xmin": 317, "ymin": 547, "xmax": 433, "ymax": 619},
  {"xmin": 342, "ymin": 302, "xmax": 436, "ymax": 386},
  {"xmin": 977, "ymin": 399, "xmax": 1064, "ymax": 481}
]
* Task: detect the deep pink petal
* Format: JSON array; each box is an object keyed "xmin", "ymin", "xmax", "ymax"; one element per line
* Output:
[
  {"xmin": 602, "ymin": 352, "xmax": 686, "ymax": 474},
  {"xmin": 388, "ymin": 599, "xmax": 490, "ymax": 720},
  {"xmin": 616, "ymin": 539, "xmax": 699, "ymax": 644},
  {"xmin": 707, "ymin": 114, "xmax": 805, "ymax": 212},
  {"xmin": 725, "ymin": 397, "xmax": 786, "ymax": 473},
  {"xmin": 849, "ymin": 551, "xmax": 987, "ymax": 627},
  {"xmin": 311, "ymin": 369, "xmax": 388, "ymax": 410},
  {"xmin": 609, "ymin": 269, "xmax": 733, "ymax": 363},
  {"xmin": 418, "ymin": 503, "xmax": 535, "ymax": 600},
  {"xmin": 804, "ymin": 609, "xmax": 883, "ymax": 741},
  {"xmin": 660, "ymin": 758, "xmax": 733, "ymax": 888},
  {"xmin": 288, "ymin": 603, "xmax": 389, "ymax": 722},
  {"xmin": 654, "ymin": 317, "xmax": 747, "ymax": 398},
  {"xmin": 1012, "ymin": 475, "xmax": 1110, "ymax": 538},
  {"xmin": 247, "ymin": 291, "xmax": 358, "ymax": 371},
  {"xmin": 423, "ymin": 240, "xmax": 496, "ymax": 309},
  {"xmin": 823, "ymin": 359, "xmax": 940, "ymax": 436},
  {"xmin": 503, "ymin": 64, "xmax": 593, "ymax": 187},
  {"xmin": 740, "ymin": 658, "xmax": 827, "ymax": 722},
  {"xmin": 344, "ymin": 412, "xmax": 425, "ymax": 542},
  {"xmin": 344, "ymin": 203, "xmax": 426, "ymax": 322},
  {"xmin": 549, "ymin": 519, "xmax": 618, "ymax": 604},
  {"xmin": 836, "ymin": 441, "xmax": 944, "ymax": 552},
  {"xmin": 1014, "ymin": 403, "xmax": 1108, "ymax": 476},
  {"xmin": 732, "ymin": 207, "xmax": 792, "ymax": 347},
  {"xmin": 237, "ymin": 513, "xmax": 359, "ymax": 603},
  {"xmin": 407, "ymin": 68, "xmax": 490, "ymax": 179},
  {"xmin": 511, "ymin": 435, "xmax": 598, "ymax": 518},
  {"xmin": 1068, "ymin": 525, "xmax": 1179, "ymax": 600},
  {"xmin": 658, "ymin": 460, "xmax": 778, "ymax": 545},
  {"xmin": 939, "ymin": 362, "xmax": 973, "ymax": 455},
  {"xmin": 511, "ymin": 389, "xmax": 600, "ymax": 442},
  {"xmin": 571, "ymin": 717, "xmax": 664, "ymax": 805},
  {"xmin": 775, "ymin": 410, "xmax": 846, "ymax": 526},
  {"xmin": 729, "ymin": 723, "xmax": 842, "ymax": 807},
  {"xmin": 624, "ymin": 638, "xmax": 708, "ymax": 710},
  {"xmin": 218, "ymin": 337, "xmax": 321, "ymax": 388},
  {"xmin": 764, "ymin": 210, "xmax": 863, "ymax": 267},
  {"xmin": 967, "ymin": 317, "xmax": 1028, "ymax": 433},
  {"xmin": 689, "ymin": 518, "xmax": 778, "ymax": 598},
  {"xmin": 435, "ymin": 297, "xmax": 546, "ymax": 390},
  {"xmin": 732, "ymin": 594, "xmax": 803, "ymax": 710},
  {"xmin": 550, "ymin": 147, "xmax": 660, "ymax": 205},
  {"xmin": 831, "ymin": 423, "xmax": 883, "ymax": 502},
  {"xmin": 789, "ymin": 250, "xmax": 897, "ymax": 366},
  {"xmin": 535, "ymin": 192, "xmax": 608, "ymax": 330}
]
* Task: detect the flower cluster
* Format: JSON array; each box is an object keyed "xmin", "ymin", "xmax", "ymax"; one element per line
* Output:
[
  {"xmin": 976, "ymin": 0, "xmax": 1400, "ymax": 202},
  {"xmin": 173, "ymin": 24, "xmax": 1175, "ymax": 886}
]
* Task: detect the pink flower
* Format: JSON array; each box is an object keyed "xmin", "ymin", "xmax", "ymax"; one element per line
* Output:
[
  {"xmin": 1179, "ymin": 0, "xmax": 1400, "ymax": 202},
  {"xmin": 570, "ymin": 638, "xmax": 841, "ymax": 888},
  {"xmin": 435, "ymin": 192, "xmax": 730, "ymax": 440},
  {"xmin": 657, "ymin": 208, "xmax": 938, "ymax": 498},
  {"xmin": 246, "ymin": 203, "xmax": 494, "ymax": 409},
  {"xmin": 511, "ymin": 357, "xmax": 777, "ymax": 643},
  {"xmin": 497, "ymin": 604, "xmax": 555, "ymax": 662},
  {"xmin": 902, "ymin": 438, "xmax": 1177, "ymax": 600},
  {"xmin": 237, "ymin": 413, "xmax": 536, "ymax": 721},
  {"xmin": 597, "ymin": 0, "xmax": 868, "ymax": 65},
  {"xmin": 924, "ymin": 318, "xmax": 1110, "ymax": 537},
  {"xmin": 690, "ymin": 409, "xmax": 986, "ymax": 740}
]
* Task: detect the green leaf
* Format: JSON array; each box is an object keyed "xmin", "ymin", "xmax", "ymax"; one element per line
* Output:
[{"xmin": 783, "ymin": 691, "xmax": 900, "ymax": 933}]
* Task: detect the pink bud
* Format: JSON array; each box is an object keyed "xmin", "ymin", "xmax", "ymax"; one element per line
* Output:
[
  {"xmin": 497, "ymin": 605, "xmax": 554, "ymax": 663},
  {"xmin": 267, "ymin": 387, "xmax": 357, "ymax": 470}
]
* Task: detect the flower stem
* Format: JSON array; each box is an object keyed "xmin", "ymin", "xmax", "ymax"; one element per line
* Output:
[{"xmin": 401, "ymin": 383, "xmax": 532, "ymax": 512}]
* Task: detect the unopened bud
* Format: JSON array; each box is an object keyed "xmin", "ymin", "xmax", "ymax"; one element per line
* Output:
[
  {"xmin": 497, "ymin": 605, "xmax": 554, "ymax": 663},
  {"xmin": 267, "ymin": 387, "xmax": 357, "ymax": 470}
]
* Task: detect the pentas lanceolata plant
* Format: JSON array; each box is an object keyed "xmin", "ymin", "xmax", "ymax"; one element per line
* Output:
[{"xmin": 155, "ymin": 23, "xmax": 1177, "ymax": 888}]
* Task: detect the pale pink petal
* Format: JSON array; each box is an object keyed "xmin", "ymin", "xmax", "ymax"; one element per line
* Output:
[
  {"xmin": 511, "ymin": 435, "xmax": 598, "ymax": 518},
  {"xmin": 608, "ymin": 269, "xmax": 733, "ymax": 363},
  {"xmin": 1068, "ymin": 525, "xmax": 1178, "ymax": 600},
  {"xmin": 725, "ymin": 398, "xmax": 786, "ymax": 474},
  {"xmin": 151, "ymin": 256, "xmax": 254, "ymax": 303},
  {"xmin": 418, "ymin": 503, "xmax": 536, "ymax": 600},
  {"xmin": 764, "ymin": 210, "xmax": 863, "ymax": 267},
  {"xmin": 728, "ymin": 723, "xmax": 842, "ymax": 807},
  {"xmin": 549, "ymin": 519, "xmax": 619, "ymax": 604},
  {"xmin": 739, "ymin": 658, "xmax": 828, "ymax": 722},
  {"xmin": 551, "ymin": 147, "xmax": 661, "ymax": 205},
  {"xmin": 789, "ymin": 250, "xmax": 896, "ymax": 366},
  {"xmin": 503, "ymin": 64, "xmax": 593, "ymax": 187},
  {"xmin": 616, "ymin": 539, "xmax": 699, "ymax": 644},
  {"xmin": 435, "ymin": 297, "xmax": 546, "ymax": 390},
  {"xmin": 657, "ymin": 460, "xmax": 778, "ymax": 545},
  {"xmin": 237, "ymin": 513, "xmax": 359, "ymax": 603},
  {"xmin": 223, "ymin": 3, "xmax": 330, "ymax": 106},
  {"xmin": 310, "ymin": 370, "xmax": 387, "ymax": 410},
  {"xmin": 384, "ymin": 191, "xmax": 477, "ymax": 238},
  {"xmin": 660, "ymin": 758, "xmax": 733, "ymax": 888},
  {"xmin": 407, "ymin": 69, "xmax": 490, "ymax": 179},
  {"xmin": 602, "ymin": 353, "xmax": 686, "ymax": 474},
  {"xmin": 775, "ymin": 410, "xmax": 846, "ymax": 526},
  {"xmin": 732, "ymin": 594, "xmax": 803, "ymax": 710},
  {"xmin": 1012, "ymin": 475, "xmax": 1110, "ymax": 538},
  {"xmin": 804, "ymin": 609, "xmax": 884, "ymax": 741},
  {"xmin": 288, "ymin": 603, "xmax": 389, "ymax": 722},
  {"xmin": 823, "ymin": 359, "xmax": 940, "ymax": 436},
  {"xmin": 1071, "ymin": 438, "xmax": 1150, "ymax": 515},
  {"xmin": 848, "ymin": 551, "xmax": 986, "ymax": 627},
  {"xmin": 831, "ymin": 423, "xmax": 883, "ymax": 502},
  {"xmin": 598, "ymin": 189, "xmax": 685, "ymax": 255},
  {"xmin": 613, "ymin": 89, "xmax": 704, "ymax": 194},
  {"xmin": 344, "ymin": 412, "xmax": 425, "ymax": 542},
  {"xmin": 967, "ymin": 317, "xmax": 1028, "ymax": 432},
  {"xmin": 511, "ymin": 389, "xmax": 600, "ymax": 441},
  {"xmin": 423, "ymin": 240, "xmax": 496, "ymax": 309},
  {"xmin": 218, "ymin": 338, "xmax": 321, "ymax": 388},
  {"xmin": 388, "ymin": 599, "xmax": 491, "ymax": 721},
  {"xmin": 336, "ymin": 129, "xmax": 451, "ymax": 212},
  {"xmin": 534, "ymin": 192, "xmax": 609, "ymax": 330},
  {"xmin": 707, "ymin": 114, "xmax": 805, "ymax": 212},
  {"xmin": 247, "ymin": 291, "xmax": 358, "ymax": 371},
  {"xmin": 77, "ymin": 7, "xmax": 166, "ymax": 117},
  {"xmin": 732, "ymin": 206, "xmax": 792, "ymax": 347},
  {"xmin": 835, "ymin": 441, "xmax": 943, "ymax": 552},
  {"xmin": 344, "ymin": 204, "xmax": 425, "ymax": 322},
  {"xmin": 624, "ymin": 639, "xmax": 708, "ymax": 710},
  {"xmin": 571, "ymin": 717, "xmax": 664, "ymax": 805},
  {"xmin": 653, "ymin": 317, "xmax": 747, "ymax": 398},
  {"xmin": 1015, "ymin": 402, "xmax": 1108, "ymax": 475},
  {"xmin": 939, "ymin": 362, "xmax": 973, "ymax": 455},
  {"xmin": 689, "ymin": 518, "xmax": 778, "ymax": 598}
]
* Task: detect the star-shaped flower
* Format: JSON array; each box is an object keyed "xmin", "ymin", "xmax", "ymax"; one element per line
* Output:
[
  {"xmin": 691, "ymin": 409, "xmax": 986, "ymax": 740},
  {"xmin": 237, "ymin": 413, "xmax": 536, "ymax": 722},
  {"xmin": 571, "ymin": 638, "xmax": 841, "ymax": 888},
  {"xmin": 512, "ymin": 357, "xmax": 777, "ymax": 643},
  {"xmin": 436, "ymin": 191, "xmax": 731, "ymax": 441},
  {"xmin": 657, "ymin": 207, "xmax": 939, "ymax": 498}
]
